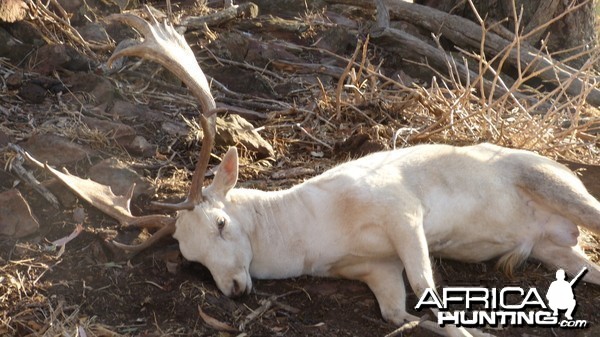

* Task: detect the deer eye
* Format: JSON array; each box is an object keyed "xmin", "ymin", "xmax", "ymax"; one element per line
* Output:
[{"xmin": 216, "ymin": 217, "xmax": 226, "ymax": 232}]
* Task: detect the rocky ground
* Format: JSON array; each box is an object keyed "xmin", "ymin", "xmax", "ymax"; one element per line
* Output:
[{"xmin": 1, "ymin": 0, "xmax": 599, "ymax": 336}]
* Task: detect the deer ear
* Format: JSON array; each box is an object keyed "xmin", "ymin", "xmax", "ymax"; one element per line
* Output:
[{"xmin": 212, "ymin": 147, "xmax": 239, "ymax": 197}]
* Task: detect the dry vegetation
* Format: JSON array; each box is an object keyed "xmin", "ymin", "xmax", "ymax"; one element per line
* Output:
[{"xmin": 1, "ymin": 0, "xmax": 599, "ymax": 336}]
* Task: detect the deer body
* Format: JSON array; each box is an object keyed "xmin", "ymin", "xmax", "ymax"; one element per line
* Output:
[{"xmin": 174, "ymin": 143, "xmax": 600, "ymax": 336}]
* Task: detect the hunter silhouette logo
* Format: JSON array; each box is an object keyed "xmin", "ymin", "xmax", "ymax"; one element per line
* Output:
[
  {"xmin": 546, "ymin": 267, "xmax": 587, "ymax": 321},
  {"xmin": 415, "ymin": 267, "xmax": 589, "ymax": 329}
]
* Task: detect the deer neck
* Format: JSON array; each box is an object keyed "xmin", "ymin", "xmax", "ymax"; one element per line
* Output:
[{"xmin": 226, "ymin": 184, "xmax": 327, "ymax": 279}]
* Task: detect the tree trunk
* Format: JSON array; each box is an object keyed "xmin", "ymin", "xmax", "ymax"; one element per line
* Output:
[{"xmin": 415, "ymin": 0, "xmax": 597, "ymax": 68}]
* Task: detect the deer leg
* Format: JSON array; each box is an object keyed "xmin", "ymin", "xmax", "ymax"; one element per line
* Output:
[
  {"xmin": 333, "ymin": 259, "xmax": 452, "ymax": 335},
  {"xmin": 532, "ymin": 239, "xmax": 600, "ymax": 285},
  {"xmin": 383, "ymin": 206, "xmax": 491, "ymax": 337}
]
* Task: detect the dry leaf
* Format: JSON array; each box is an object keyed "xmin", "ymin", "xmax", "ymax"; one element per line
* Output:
[
  {"xmin": 198, "ymin": 305, "xmax": 238, "ymax": 332},
  {"xmin": 52, "ymin": 223, "xmax": 83, "ymax": 247}
]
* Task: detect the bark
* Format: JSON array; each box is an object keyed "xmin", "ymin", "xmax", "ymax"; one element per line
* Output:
[
  {"xmin": 181, "ymin": 2, "xmax": 259, "ymax": 31},
  {"xmin": 383, "ymin": 0, "xmax": 600, "ymax": 106},
  {"xmin": 0, "ymin": 0, "xmax": 27, "ymax": 22},
  {"xmin": 370, "ymin": 10, "xmax": 539, "ymax": 110}
]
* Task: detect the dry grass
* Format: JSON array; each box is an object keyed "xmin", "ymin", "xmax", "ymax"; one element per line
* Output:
[
  {"xmin": 283, "ymin": 0, "xmax": 600, "ymax": 163},
  {"xmin": 261, "ymin": 39, "xmax": 599, "ymax": 164}
]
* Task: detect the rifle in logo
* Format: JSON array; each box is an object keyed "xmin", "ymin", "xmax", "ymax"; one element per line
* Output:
[{"xmin": 545, "ymin": 267, "xmax": 587, "ymax": 320}]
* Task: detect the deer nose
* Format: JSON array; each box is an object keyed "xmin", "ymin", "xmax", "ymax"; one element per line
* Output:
[{"xmin": 231, "ymin": 279, "xmax": 244, "ymax": 297}]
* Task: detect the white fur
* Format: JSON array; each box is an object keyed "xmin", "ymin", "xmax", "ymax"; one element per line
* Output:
[{"xmin": 173, "ymin": 143, "xmax": 600, "ymax": 337}]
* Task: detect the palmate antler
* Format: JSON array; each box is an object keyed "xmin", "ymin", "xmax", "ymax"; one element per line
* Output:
[
  {"xmin": 22, "ymin": 14, "xmax": 219, "ymax": 252},
  {"xmin": 106, "ymin": 13, "xmax": 218, "ymax": 209},
  {"xmin": 20, "ymin": 149, "xmax": 176, "ymax": 251}
]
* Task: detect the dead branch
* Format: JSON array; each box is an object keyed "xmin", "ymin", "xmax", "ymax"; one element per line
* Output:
[
  {"xmin": 30, "ymin": 0, "xmax": 100, "ymax": 58},
  {"xmin": 181, "ymin": 2, "xmax": 259, "ymax": 32},
  {"xmin": 239, "ymin": 296, "xmax": 274, "ymax": 331},
  {"xmin": 271, "ymin": 60, "xmax": 346, "ymax": 78},
  {"xmin": 370, "ymin": 26, "xmax": 533, "ymax": 105},
  {"xmin": 384, "ymin": 314, "xmax": 429, "ymax": 337},
  {"xmin": 216, "ymin": 102, "xmax": 268, "ymax": 120},
  {"xmin": 7, "ymin": 144, "xmax": 60, "ymax": 209}
]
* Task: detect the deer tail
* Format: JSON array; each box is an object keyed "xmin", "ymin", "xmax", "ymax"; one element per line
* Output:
[{"xmin": 517, "ymin": 162, "xmax": 600, "ymax": 235}]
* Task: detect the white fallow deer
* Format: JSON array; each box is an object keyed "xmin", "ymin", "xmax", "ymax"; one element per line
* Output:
[{"xmin": 21, "ymin": 14, "xmax": 600, "ymax": 337}]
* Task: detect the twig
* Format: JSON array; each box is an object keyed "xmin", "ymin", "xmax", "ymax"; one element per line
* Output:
[
  {"xmin": 144, "ymin": 280, "xmax": 165, "ymax": 290},
  {"xmin": 295, "ymin": 123, "xmax": 333, "ymax": 150},
  {"xmin": 47, "ymin": 0, "xmax": 71, "ymax": 24},
  {"xmin": 271, "ymin": 60, "xmax": 346, "ymax": 78},
  {"xmin": 31, "ymin": 0, "xmax": 98, "ymax": 59},
  {"xmin": 216, "ymin": 102, "xmax": 268, "ymax": 120},
  {"xmin": 239, "ymin": 296, "xmax": 274, "ymax": 331},
  {"xmin": 384, "ymin": 315, "xmax": 429, "ymax": 337},
  {"xmin": 7, "ymin": 144, "xmax": 60, "ymax": 209},
  {"xmin": 335, "ymin": 40, "xmax": 363, "ymax": 119},
  {"xmin": 203, "ymin": 48, "xmax": 285, "ymax": 81},
  {"xmin": 253, "ymin": 289, "xmax": 302, "ymax": 313},
  {"xmin": 219, "ymin": 97, "xmax": 284, "ymax": 112},
  {"xmin": 239, "ymin": 290, "xmax": 302, "ymax": 330}
]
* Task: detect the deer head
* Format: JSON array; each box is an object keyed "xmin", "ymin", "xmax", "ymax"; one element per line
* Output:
[
  {"xmin": 103, "ymin": 16, "xmax": 255, "ymax": 295},
  {"xmin": 174, "ymin": 146, "xmax": 254, "ymax": 296}
]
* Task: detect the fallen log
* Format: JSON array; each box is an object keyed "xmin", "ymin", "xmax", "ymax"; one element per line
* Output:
[
  {"xmin": 371, "ymin": 0, "xmax": 538, "ymax": 111},
  {"xmin": 327, "ymin": 0, "xmax": 600, "ymax": 107}
]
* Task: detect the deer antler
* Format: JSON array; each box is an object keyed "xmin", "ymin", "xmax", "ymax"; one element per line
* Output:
[
  {"xmin": 14, "ymin": 14, "xmax": 220, "ymax": 253},
  {"xmin": 19, "ymin": 148, "xmax": 176, "ymax": 232},
  {"xmin": 106, "ymin": 13, "xmax": 218, "ymax": 210},
  {"xmin": 14, "ymin": 144, "xmax": 176, "ymax": 253}
]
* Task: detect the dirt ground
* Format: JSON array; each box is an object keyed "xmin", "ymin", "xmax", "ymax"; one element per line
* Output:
[
  {"xmin": 2, "ymin": 212, "xmax": 599, "ymax": 337},
  {"xmin": 1, "ymin": 1, "xmax": 599, "ymax": 336}
]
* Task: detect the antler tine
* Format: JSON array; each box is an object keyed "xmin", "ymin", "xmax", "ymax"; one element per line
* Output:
[
  {"xmin": 112, "ymin": 218, "xmax": 177, "ymax": 253},
  {"xmin": 106, "ymin": 14, "xmax": 215, "ymax": 116},
  {"xmin": 106, "ymin": 14, "xmax": 218, "ymax": 210}
]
